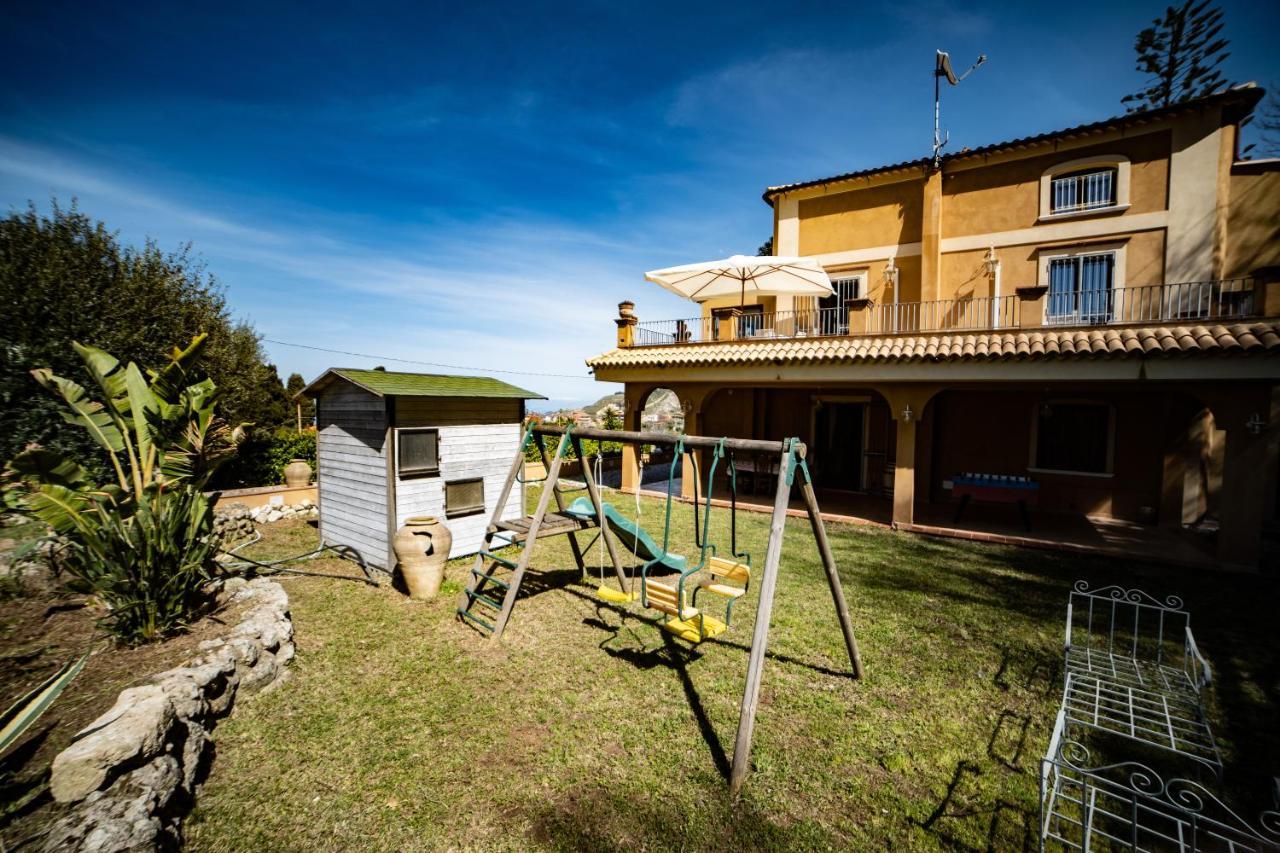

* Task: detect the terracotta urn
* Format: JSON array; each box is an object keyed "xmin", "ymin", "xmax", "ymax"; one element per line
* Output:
[
  {"xmin": 393, "ymin": 516, "xmax": 452, "ymax": 600},
  {"xmin": 283, "ymin": 458, "xmax": 312, "ymax": 487}
]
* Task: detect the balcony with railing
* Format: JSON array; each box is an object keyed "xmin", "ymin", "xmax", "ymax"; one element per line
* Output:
[{"xmin": 621, "ymin": 279, "xmax": 1266, "ymax": 348}]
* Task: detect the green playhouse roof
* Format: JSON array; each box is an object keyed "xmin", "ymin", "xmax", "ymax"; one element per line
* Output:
[{"xmin": 301, "ymin": 368, "xmax": 545, "ymax": 400}]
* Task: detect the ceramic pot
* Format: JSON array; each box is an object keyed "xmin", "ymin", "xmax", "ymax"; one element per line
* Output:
[
  {"xmin": 393, "ymin": 516, "xmax": 452, "ymax": 599},
  {"xmin": 618, "ymin": 300, "xmax": 635, "ymax": 318},
  {"xmin": 283, "ymin": 458, "xmax": 312, "ymax": 487}
]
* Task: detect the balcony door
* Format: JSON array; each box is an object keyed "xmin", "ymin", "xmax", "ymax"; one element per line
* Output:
[
  {"xmin": 818, "ymin": 274, "xmax": 866, "ymax": 335},
  {"xmin": 1046, "ymin": 252, "xmax": 1114, "ymax": 325}
]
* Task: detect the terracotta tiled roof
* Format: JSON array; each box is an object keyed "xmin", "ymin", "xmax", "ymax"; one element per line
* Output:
[{"xmin": 587, "ymin": 322, "xmax": 1280, "ymax": 370}]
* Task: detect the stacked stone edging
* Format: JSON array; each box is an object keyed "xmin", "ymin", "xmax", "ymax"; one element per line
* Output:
[{"xmin": 42, "ymin": 578, "xmax": 294, "ymax": 852}]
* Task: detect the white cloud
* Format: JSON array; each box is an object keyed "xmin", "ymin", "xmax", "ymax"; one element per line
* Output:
[{"xmin": 0, "ymin": 137, "xmax": 693, "ymax": 404}]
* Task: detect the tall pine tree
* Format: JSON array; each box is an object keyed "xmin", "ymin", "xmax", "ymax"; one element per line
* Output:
[{"xmin": 1122, "ymin": 1, "xmax": 1231, "ymax": 113}]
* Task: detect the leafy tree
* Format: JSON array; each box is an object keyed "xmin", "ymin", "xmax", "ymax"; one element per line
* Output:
[
  {"xmin": 286, "ymin": 372, "xmax": 315, "ymax": 427},
  {"xmin": 757, "ymin": 237, "xmax": 773, "ymax": 256},
  {"xmin": 0, "ymin": 201, "xmax": 283, "ymax": 477},
  {"xmin": 1122, "ymin": 1, "xmax": 1231, "ymax": 113}
]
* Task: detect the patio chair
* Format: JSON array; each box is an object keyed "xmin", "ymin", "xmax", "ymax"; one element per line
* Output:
[
  {"xmin": 1060, "ymin": 582, "xmax": 1221, "ymax": 777},
  {"xmin": 1039, "ymin": 707, "xmax": 1280, "ymax": 852}
]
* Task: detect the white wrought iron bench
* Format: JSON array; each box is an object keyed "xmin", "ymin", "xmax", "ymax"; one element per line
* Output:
[
  {"xmin": 1040, "ymin": 708, "xmax": 1280, "ymax": 852},
  {"xmin": 1062, "ymin": 582, "xmax": 1221, "ymax": 777}
]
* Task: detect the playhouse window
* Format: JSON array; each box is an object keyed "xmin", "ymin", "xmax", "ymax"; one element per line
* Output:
[
  {"xmin": 445, "ymin": 478, "xmax": 485, "ymax": 517},
  {"xmin": 398, "ymin": 428, "xmax": 439, "ymax": 477}
]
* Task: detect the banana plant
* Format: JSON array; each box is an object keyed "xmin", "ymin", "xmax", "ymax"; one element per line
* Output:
[{"xmin": 2, "ymin": 336, "xmax": 245, "ymax": 643}]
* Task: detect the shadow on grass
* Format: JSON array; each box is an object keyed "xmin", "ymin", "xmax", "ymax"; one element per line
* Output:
[
  {"xmin": 914, "ymin": 759, "xmax": 1036, "ymax": 852},
  {"xmin": 860, "ymin": 531, "xmax": 1280, "ymax": 817},
  {"xmin": 525, "ymin": 782, "xmax": 837, "ymax": 851}
]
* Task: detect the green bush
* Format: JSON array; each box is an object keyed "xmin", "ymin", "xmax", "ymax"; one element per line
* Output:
[
  {"xmin": 212, "ymin": 428, "xmax": 315, "ymax": 488},
  {"xmin": 2, "ymin": 336, "xmax": 241, "ymax": 644}
]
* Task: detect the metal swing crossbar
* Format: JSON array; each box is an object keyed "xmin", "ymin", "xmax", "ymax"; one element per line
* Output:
[{"xmin": 456, "ymin": 422, "xmax": 865, "ymax": 793}]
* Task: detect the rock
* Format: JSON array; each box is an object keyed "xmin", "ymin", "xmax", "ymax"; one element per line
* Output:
[
  {"xmin": 43, "ymin": 755, "xmax": 183, "ymax": 852},
  {"xmin": 238, "ymin": 655, "xmax": 279, "ymax": 695},
  {"xmin": 268, "ymin": 495, "xmax": 284, "ymax": 507},
  {"xmin": 50, "ymin": 686, "xmax": 175, "ymax": 803}
]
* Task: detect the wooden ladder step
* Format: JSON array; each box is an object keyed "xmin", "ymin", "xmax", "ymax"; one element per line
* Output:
[
  {"xmin": 479, "ymin": 549, "xmax": 518, "ymax": 569},
  {"xmin": 471, "ymin": 567, "xmax": 510, "ymax": 589},
  {"xmin": 457, "ymin": 607, "xmax": 494, "ymax": 633}
]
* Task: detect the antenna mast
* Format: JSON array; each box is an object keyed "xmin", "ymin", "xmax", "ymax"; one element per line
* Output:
[{"xmin": 933, "ymin": 50, "xmax": 987, "ymax": 169}]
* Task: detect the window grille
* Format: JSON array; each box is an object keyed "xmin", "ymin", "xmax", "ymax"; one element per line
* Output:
[{"xmin": 1050, "ymin": 168, "xmax": 1116, "ymax": 213}]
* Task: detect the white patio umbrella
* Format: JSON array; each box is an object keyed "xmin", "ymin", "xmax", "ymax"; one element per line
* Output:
[{"xmin": 644, "ymin": 254, "xmax": 834, "ymax": 304}]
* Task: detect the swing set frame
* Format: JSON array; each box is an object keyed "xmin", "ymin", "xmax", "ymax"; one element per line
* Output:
[{"xmin": 460, "ymin": 423, "xmax": 863, "ymax": 793}]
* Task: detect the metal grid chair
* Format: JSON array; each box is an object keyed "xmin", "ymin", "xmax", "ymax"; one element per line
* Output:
[
  {"xmin": 1039, "ymin": 708, "xmax": 1280, "ymax": 852},
  {"xmin": 1062, "ymin": 582, "xmax": 1221, "ymax": 776}
]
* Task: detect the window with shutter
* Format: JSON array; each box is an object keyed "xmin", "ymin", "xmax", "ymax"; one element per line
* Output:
[
  {"xmin": 445, "ymin": 478, "xmax": 485, "ymax": 517},
  {"xmin": 398, "ymin": 429, "xmax": 439, "ymax": 478}
]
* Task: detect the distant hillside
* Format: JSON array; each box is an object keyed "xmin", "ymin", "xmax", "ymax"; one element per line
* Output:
[{"xmin": 583, "ymin": 388, "xmax": 678, "ymax": 417}]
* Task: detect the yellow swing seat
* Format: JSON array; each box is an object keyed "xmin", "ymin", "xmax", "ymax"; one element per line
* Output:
[
  {"xmin": 699, "ymin": 556, "xmax": 750, "ymax": 599},
  {"xmin": 644, "ymin": 579, "xmax": 728, "ymax": 643},
  {"xmin": 595, "ymin": 584, "xmax": 637, "ymax": 604}
]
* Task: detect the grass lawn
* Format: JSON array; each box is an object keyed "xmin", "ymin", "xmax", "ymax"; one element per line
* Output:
[{"xmin": 184, "ymin": 489, "xmax": 1279, "ymax": 851}]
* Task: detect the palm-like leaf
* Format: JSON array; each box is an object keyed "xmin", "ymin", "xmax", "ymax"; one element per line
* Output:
[
  {"xmin": 7, "ymin": 448, "xmax": 91, "ymax": 489},
  {"xmin": 0, "ymin": 651, "xmax": 91, "ymax": 756}
]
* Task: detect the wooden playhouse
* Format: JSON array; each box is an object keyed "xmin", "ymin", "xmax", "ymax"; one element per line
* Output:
[{"xmin": 299, "ymin": 367, "xmax": 545, "ymax": 570}]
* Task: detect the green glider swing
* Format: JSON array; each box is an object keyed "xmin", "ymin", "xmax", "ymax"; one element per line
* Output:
[{"xmin": 568, "ymin": 437, "xmax": 752, "ymax": 643}]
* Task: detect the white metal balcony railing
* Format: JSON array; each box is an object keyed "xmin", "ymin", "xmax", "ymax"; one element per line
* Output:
[
  {"xmin": 1050, "ymin": 168, "xmax": 1116, "ymax": 214},
  {"xmin": 627, "ymin": 279, "xmax": 1259, "ymax": 348}
]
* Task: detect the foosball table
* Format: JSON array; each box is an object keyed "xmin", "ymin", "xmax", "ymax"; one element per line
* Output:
[{"xmin": 951, "ymin": 473, "xmax": 1040, "ymax": 531}]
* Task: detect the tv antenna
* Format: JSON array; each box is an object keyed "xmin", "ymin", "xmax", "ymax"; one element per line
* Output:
[{"xmin": 933, "ymin": 50, "xmax": 987, "ymax": 168}]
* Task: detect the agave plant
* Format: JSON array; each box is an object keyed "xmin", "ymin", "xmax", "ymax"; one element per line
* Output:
[{"xmin": 2, "ymin": 335, "xmax": 244, "ymax": 643}]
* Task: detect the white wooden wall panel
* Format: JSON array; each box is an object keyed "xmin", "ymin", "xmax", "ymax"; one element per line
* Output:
[
  {"xmin": 316, "ymin": 384, "xmax": 389, "ymax": 567},
  {"xmin": 394, "ymin": 422, "xmax": 523, "ymax": 558}
]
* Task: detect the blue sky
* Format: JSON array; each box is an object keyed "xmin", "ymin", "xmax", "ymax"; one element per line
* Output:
[{"xmin": 2, "ymin": 1, "xmax": 1276, "ymax": 408}]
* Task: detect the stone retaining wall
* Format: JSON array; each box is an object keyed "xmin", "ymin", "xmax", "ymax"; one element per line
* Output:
[{"xmin": 42, "ymin": 579, "xmax": 294, "ymax": 852}]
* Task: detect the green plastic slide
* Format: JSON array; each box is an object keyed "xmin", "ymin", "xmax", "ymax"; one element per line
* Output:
[{"xmin": 564, "ymin": 497, "xmax": 686, "ymax": 573}]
